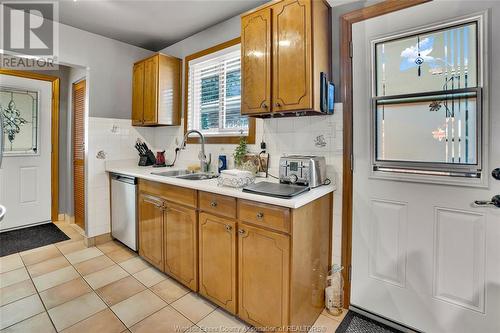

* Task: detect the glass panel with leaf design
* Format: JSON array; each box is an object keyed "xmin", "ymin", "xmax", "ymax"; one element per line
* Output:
[
  {"xmin": 0, "ymin": 87, "xmax": 39, "ymax": 156},
  {"xmin": 373, "ymin": 20, "xmax": 481, "ymax": 176}
]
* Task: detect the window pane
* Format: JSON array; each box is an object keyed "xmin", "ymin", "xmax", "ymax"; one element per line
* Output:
[
  {"xmin": 224, "ymin": 68, "xmax": 247, "ymax": 131},
  {"xmin": 226, "ymin": 69, "xmax": 241, "ymax": 97},
  {"xmin": 200, "ymin": 75, "xmax": 219, "ymax": 130},
  {"xmin": 188, "ymin": 45, "xmax": 250, "ymax": 136},
  {"xmin": 376, "ymin": 22, "xmax": 477, "ymax": 96},
  {"xmin": 376, "ymin": 92, "xmax": 477, "ymax": 164},
  {"xmin": 1, "ymin": 88, "xmax": 39, "ymax": 155}
]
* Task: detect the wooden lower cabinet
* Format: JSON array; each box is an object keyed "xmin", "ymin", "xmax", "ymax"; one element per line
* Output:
[
  {"xmin": 199, "ymin": 213, "xmax": 237, "ymax": 314},
  {"xmin": 164, "ymin": 203, "xmax": 198, "ymax": 291},
  {"xmin": 238, "ymin": 223, "xmax": 290, "ymax": 329},
  {"xmin": 138, "ymin": 194, "xmax": 164, "ymax": 270},
  {"xmin": 137, "ymin": 180, "xmax": 332, "ymax": 331}
]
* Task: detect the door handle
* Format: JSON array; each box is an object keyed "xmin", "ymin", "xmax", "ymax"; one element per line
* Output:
[
  {"xmin": 473, "ymin": 195, "xmax": 500, "ymax": 208},
  {"xmin": 492, "ymin": 168, "xmax": 500, "ymax": 181}
]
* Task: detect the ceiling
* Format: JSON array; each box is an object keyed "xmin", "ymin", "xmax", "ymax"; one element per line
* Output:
[{"xmin": 53, "ymin": 0, "xmax": 268, "ymax": 51}]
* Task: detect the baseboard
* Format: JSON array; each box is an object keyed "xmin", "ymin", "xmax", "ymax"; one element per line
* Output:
[
  {"xmin": 64, "ymin": 214, "xmax": 75, "ymax": 224},
  {"xmin": 84, "ymin": 233, "xmax": 112, "ymax": 247}
]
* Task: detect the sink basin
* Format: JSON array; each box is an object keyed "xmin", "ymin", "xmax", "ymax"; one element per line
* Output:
[
  {"xmin": 175, "ymin": 173, "xmax": 218, "ymax": 180},
  {"xmin": 151, "ymin": 169, "xmax": 217, "ymax": 181},
  {"xmin": 151, "ymin": 169, "xmax": 193, "ymax": 177}
]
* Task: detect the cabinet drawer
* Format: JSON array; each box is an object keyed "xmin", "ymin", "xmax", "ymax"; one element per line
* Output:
[
  {"xmin": 199, "ymin": 192, "xmax": 237, "ymax": 219},
  {"xmin": 238, "ymin": 200, "xmax": 290, "ymax": 233},
  {"xmin": 139, "ymin": 179, "xmax": 197, "ymax": 208}
]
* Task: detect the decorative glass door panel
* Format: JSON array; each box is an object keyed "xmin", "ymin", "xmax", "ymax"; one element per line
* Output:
[{"xmin": 0, "ymin": 87, "xmax": 39, "ymax": 155}]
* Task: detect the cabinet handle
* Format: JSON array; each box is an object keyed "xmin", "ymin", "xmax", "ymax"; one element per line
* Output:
[
  {"xmin": 261, "ymin": 102, "xmax": 268, "ymax": 109},
  {"xmin": 225, "ymin": 224, "xmax": 232, "ymax": 232},
  {"xmin": 238, "ymin": 229, "xmax": 246, "ymax": 235},
  {"xmin": 275, "ymin": 102, "xmax": 282, "ymax": 107},
  {"xmin": 256, "ymin": 212, "xmax": 264, "ymax": 219},
  {"xmin": 210, "ymin": 201, "xmax": 217, "ymax": 208},
  {"xmin": 143, "ymin": 196, "xmax": 163, "ymax": 208}
]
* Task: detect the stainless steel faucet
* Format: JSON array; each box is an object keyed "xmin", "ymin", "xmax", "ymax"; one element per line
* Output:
[{"xmin": 180, "ymin": 130, "xmax": 210, "ymax": 172}]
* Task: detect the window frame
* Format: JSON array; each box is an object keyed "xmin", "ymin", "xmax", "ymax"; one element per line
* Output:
[
  {"xmin": 369, "ymin": 14, "xmax": 486, "ymax": 180},
  {"xmin": 184, "ymin": 37, "xmax": 255, "ymax": 144}
]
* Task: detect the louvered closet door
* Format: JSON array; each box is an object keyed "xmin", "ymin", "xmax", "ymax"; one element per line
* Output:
[{"xmin": 73, "ymin": 80, "xmax": 86, "ymax": 230}]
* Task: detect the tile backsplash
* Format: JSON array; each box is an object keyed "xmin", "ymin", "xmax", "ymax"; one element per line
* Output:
[
  {"xmin": 87, "ymin": 103, "xmax": 343, "ymax": 264},
  {"xmin": 86, "ymin": 118, "xmax": 155, "ymax": 238}
]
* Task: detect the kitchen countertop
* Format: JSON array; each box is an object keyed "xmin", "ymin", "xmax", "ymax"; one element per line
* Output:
[{"xmin": 105, "ymin": 161, "xmax": 335, "ymax": 209}]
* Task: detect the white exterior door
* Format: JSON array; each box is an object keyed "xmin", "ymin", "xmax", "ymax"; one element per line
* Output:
[
  {"xmin": 0, "ymin": 74, "xmax": 52, "ymax": 231},
  {"xmin": 351, "ymin": 2, "xmax": 500, "ymax": 333}
]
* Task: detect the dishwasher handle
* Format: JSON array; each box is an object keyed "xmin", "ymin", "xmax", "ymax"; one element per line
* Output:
[{"xmin": 111, "ymin": 173, "xmax": 137, "ymax": 185}]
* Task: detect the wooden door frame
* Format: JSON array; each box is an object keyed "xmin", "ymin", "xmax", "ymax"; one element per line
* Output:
[
  {"xmin": 0, "ymin": 69, "xmax": 60, "ymax": 223},
  {"xmin": 339, "ymin": 0, "xmax": 431, "ymax": 308}
]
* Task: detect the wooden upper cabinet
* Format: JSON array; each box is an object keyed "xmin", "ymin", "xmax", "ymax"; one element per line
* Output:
[
  {"xmin": 132, "ymin": 54, "xmax": 181, "ymax": 126},
  {"xmin": 272, "ymin": 0, "xmax": 312, "ymax": 112},
  {"xmin": 238, "ymin": 223, "xmax": 290, "ymax": 329},
  {"xmin": 138, "ymin": 194, "xmax": 164, "ymax": 270},
  {"xmin": 241, "ymin": 7, "xmax": 272, "ymax": 115},
  {"xmin": 164, "ymin": 203, "xmax": 198, "ymax": 291},
  {"xmin": 241, "ymin": 0, "xmax": 331, "ymax": 116},
  {"xmin": 132, "ymin": 62, "xmax": 144, "ymax": 125},
  {"xmin": 199, "ymin": 213, "xmax": 237, "ymax": 314}
]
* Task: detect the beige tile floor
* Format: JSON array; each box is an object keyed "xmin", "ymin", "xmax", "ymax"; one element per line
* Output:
[{"xmin": 0, "ymin": 221, "xmax": 347, "ymax": 332}]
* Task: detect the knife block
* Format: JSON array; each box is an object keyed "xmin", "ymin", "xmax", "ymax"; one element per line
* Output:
[{"xmin": 138, "ymin": 150, "xmax": 156, "ymax": 166}]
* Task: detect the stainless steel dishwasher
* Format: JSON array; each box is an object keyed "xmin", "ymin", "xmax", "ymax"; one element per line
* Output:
[{"xmin": 110, "ymin": 173, "xmax": 137, "ymax": 251}]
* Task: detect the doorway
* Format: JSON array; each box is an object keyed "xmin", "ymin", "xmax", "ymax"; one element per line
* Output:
[
  {"xmin": 72, "ymin": 79, "xmax": 86, "ymax": 231},
  {"xmin": 0, "ymin": 70, "xmax": 59, "ymax": 231}
]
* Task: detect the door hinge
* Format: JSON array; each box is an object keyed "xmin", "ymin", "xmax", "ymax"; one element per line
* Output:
[
  {"xmin": 349, "ymin": 41, "xmax": 353, "ymax": 58},
  {"xmin": 350, "ymin": 154, "xmax": 354, "ymax": 171},
  {"xmin": 348, "ymin": 265, "xmax": 352, "ymax": 282}
]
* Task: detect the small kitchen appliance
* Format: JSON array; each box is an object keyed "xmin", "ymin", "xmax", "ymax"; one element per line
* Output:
[
  {"xmin": 242, "ymin": 181, "xmax": 309, "ymax": 198},
  {"xmin": 279, "ymin": 155, "xmax": 327, "ymax": 188}
]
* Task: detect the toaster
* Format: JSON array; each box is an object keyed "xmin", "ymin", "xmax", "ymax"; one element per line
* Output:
[{"xmin": 279, "ymin": 155, "xmax": 327, "ymax": 188}]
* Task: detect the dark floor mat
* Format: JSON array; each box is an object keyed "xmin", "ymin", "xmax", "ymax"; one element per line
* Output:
[
  {"xmin": 0, "ymin": 223, "xmax": 70, "ymax": 257},
  {"xmin": 336, "ymin": 311, "xmax": 403, "ymax": 333}
]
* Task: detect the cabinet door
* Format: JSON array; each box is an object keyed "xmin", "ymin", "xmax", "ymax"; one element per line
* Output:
[
  {"xmin": 272, "ymin": 0, "xmax": 312, "ymax": 112},
  {"xmin": 138, "ymin": 194, "xmax": 164, "ymax": 270},
  {"xmin": 143, "ymin": 55, "xmax": 158, "ymax": 125},
  {"xmin": 132, "ymin": 61, "xmax": 144, "ymax": 125},
  {"xmin": 164, "ymin": 203, "xmax": 198, "ymax": 290},
  {"xmin": 238, "ymin": 223, "xmax": 290, "ymax": 328},
  {"xmin": 241, "ymin": 7, "xmax": 272, "ymax": 115},
  {"xmin": 199, "ymin": 213, "xmax": 237, "ymax": 314}
]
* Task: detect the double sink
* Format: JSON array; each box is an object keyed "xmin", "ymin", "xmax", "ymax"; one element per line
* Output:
[{"xmin": 151, "ymin": 169, "xmax": 217, "ymax": 181}]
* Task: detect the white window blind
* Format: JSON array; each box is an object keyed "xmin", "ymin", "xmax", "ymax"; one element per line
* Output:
[{"xmin": 187, "ymin": 44, "xmax": 248, "ymax": 137}]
